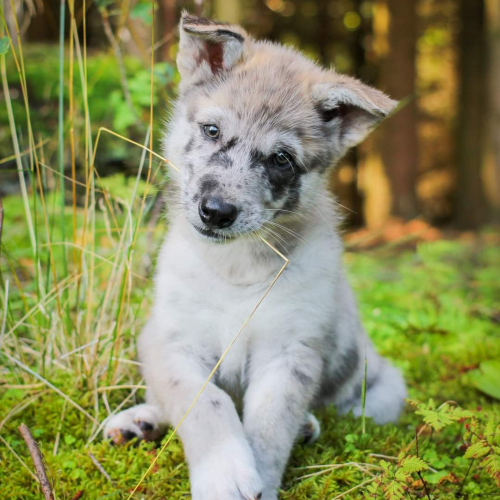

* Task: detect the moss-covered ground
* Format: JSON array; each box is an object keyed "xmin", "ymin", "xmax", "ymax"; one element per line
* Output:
[{"xmin": 1, "ymin": 200, "xmax": 499, "ymax": 499}]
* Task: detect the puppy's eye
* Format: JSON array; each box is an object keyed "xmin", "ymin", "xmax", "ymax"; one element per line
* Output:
[
  {"xmin": 272, "ymin": 150, "xmax": 293, "ymax": 168},
  {"xmin": 203, "ymin": 124, "xmax": 220, "ymax": 140}
]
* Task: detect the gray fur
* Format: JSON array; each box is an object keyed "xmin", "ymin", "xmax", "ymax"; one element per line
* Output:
[{"xmin": 104, "ymin": 13, "xmax": 406, "ymax": 500}]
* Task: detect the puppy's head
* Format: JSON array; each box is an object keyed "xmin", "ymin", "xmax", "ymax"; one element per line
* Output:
[{"xmin": 164, "ymin": 13, "xmax": 396, "ymax": 243}]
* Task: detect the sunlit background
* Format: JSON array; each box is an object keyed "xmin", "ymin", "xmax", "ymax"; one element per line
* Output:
[{"xmin": 2, "ymin": 0, "xmax": 499, "ymax": 234}]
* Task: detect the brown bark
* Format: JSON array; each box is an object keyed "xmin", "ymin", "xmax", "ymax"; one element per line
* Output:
[
  {"xmin": 381, "ymin": 0, "xmax": 419, "ymax": 220},
  {"xmin": 18, "ymin": 423, "xmax": 54, "ymax": 500},
  {"xmin": 158, "ymin": 0, "xmax": 176, "ymax": 62},
  {"xmin": 455, "ymin": 0, "xmax": 489, "ymax": 228},
  {"xmin": 486, "ymin": 0, "xmax": 500, "ymax": 221}
]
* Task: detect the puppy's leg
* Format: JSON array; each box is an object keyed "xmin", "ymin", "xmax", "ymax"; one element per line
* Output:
[
  {"xmin": 243, "ymin": 343, "xmax": 322, "ymax": 500},
  {"xmin": 103, "ymin": 401, "xmax": 166, "ymax": 444},
  {"xmin": 321, "ymin": 271, "xmax": 406, "ymax": 424},
  {"xmin": 299, "ymin": 412, "xmax": 321, "ymax": 445},
  {"xmin": 141, "ymin": 346, "xmax": 263, "ymax": 500},
  {"xmin": 337, "ymin": 360, "xmax": 407, "ymax": 424}
]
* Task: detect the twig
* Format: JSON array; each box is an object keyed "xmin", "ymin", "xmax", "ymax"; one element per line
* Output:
[
  {"xmin": 87, "ymin": 451, "xmax": 116, "ymax": 486},
  {"xmin": 415, "ymin": 428, "xmax": 432, "ymax": 500},
  {"xmin": 18, "ymin": 423, "xmax": 54, "ymax": 500},
  {"xmin": 70, "ymin": 491, "xmax": 84, "ymax": 500},
  {"xmin": 457, "ymin": 459, "xmax": 475, "ymax": 497},
  {"xmin": 370, "ymin": 453, "xmax": 397, "ymax": 461}
]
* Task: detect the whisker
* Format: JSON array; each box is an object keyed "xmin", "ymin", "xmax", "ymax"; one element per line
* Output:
[
  {"xmin": 261, "ymin": 225, "xmax": 292, "ymax": 252},
  {"xmin": 302, "ymin": 185, "xmax": 356, "ymax": 214},
  {"xmin": 265, "ymin": 221, "xmax": 308, "ymax": 245}
]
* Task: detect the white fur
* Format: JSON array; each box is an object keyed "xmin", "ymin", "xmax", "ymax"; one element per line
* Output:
[{"xmin": 104, "ymin": 13, "xmax": 406, "ymax": 500}]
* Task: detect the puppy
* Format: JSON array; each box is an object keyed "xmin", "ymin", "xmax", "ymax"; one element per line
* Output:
[{"xmin": 104, "ymin": 13, "xmax": 407, "ymax": 500}]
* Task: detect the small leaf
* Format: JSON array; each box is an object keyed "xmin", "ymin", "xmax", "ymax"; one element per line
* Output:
[
  {"xmin": 64, "ymin": 434, "xmax": 77, "ymax": 445},
  {"xmin": 395, "ymin": 468, "xmax": 411, "ymax": 483},
  {"xmin": 400, "ymin": 455, "xmax": 429, "ymax": 473},
  {"xmin": 464, "ymin": 441, "xmax": 489, "ymax": 459},
  {"xmin": 383, "ymin": 479, "xmax": 405, "ymax": 500},
  {"xmin": 482, "ymin": 453, "xmax": 500, "ymax": 487},
  {"xmin": 468, "ymin": 360, "xmax": 500, "ymax": 400},
  {"xmin": 484, "ymin": 418, "xmax": 497, "ymax": 439}
]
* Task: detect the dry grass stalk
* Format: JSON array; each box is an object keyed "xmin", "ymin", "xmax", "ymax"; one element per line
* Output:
[{"xmin": 87, "ymin": 450, "xmax": 116, "ymax": 486}]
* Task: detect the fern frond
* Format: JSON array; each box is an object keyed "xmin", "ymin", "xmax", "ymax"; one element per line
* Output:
[
  {"xmin": 399, "ymin": 455, "xmax": 429, "ymax": 473},
  {"xmin": 464, "ymin": 441, "xmax": 490, "ymax": 459}
]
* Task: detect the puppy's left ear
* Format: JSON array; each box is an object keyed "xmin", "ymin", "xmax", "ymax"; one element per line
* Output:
[
  {"xmin": 177, "ymin": 12, "xmax": 248, "ymax": 88},
  {"xmin": 311, "ymin": 75, "xmax": 398, "ymax": 153}
]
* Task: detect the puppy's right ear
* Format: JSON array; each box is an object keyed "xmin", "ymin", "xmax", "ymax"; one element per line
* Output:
[{"xmin": 177, "ymin": 12, "xmax": 248, "ymax": 88}]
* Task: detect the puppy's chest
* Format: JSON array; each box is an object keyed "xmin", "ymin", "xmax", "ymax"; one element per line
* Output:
[
  {"xmin": 173, "ymin": 266, "xmax": 331, "ymax": 386},
  {"xmin": 157, "ymin": 232, "xmax": 337, "ymax": 384}
]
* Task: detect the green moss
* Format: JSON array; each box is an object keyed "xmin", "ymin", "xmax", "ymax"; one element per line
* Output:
[{"xmin": 1, "ymin": 236, "xmax": 500, "ymax": 499}]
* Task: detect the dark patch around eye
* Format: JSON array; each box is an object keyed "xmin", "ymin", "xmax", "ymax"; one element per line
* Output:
[
  {"xmin": 249, "ymin": 149, "xmax": 266, "ymax": 168},
  {"xmin": 219, "ymin": 137, "xmax": 238, "ymax": 153}
]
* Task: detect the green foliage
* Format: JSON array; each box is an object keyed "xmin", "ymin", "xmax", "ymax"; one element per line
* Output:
[
  {"xmin": 0, "ymin": 44, "xmax": 177, "ymax": 160},
  {"xmin": 2, "ymin": 222, "xmax": 500, "ymax": 498},
  {"xmin": 464, "ymin": 415, "xmax": 500, "ymax": 487},
  {"xmin": 366, "ymin": 454, "xmax": 428, "ymax": 500},
  {"xmin": 408, "ymin": 398, "xmax": 473, "ymax": 431},
  {"xmin": 467, "ymin": 360, "xmax": 500, "ymax": 401}
]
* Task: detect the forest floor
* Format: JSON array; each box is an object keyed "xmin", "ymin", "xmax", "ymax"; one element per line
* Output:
[{"xmin": 1, "ymin": 199, "xmax": 500, "ymax": 499}]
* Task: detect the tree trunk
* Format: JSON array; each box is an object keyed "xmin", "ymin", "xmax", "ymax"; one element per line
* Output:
[
  {"xmin": 158, "ymin": 0, "xmax": 176, "ymax": 62},
  {"xmin": 381, "ymin": 0, "xmax": 419, "ymax": 220},
  {"xmin": 486, "ymin": 0, "xmax": 500, "ymax": 221},
  {"xmin": 455, "ymin": 0, "xmax": 489, "ymax": 228}
]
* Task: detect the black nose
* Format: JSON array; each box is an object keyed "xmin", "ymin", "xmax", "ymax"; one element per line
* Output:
[{"xmin": 198, "ymin": 196, "xmax": 238, "ymax": 229}]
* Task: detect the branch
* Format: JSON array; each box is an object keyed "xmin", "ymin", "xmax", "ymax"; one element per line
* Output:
[
  {"xmin": 18, "ymin": 423, "xmax": 54, "ymax": 500},
  {"xmin": 87, "ymin": 450, "xmax": 116, "ymax": 486}
]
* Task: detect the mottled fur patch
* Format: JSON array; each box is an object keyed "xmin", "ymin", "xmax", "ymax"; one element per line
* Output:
[{"xmin": 105, "ymin": 13, "xmax": 406, "ymax": 500}]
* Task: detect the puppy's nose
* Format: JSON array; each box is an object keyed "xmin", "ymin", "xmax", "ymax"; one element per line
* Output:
[{"xmin": 199, "ymin": 196, "xmax": 238, "ymax": 229}]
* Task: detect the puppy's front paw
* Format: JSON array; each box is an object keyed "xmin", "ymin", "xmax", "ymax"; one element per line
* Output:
[
  {"xmin": 299, "ymin": 412, "xmax": 321, "ymax": 445},
  {"xmin": 191, "ymin": 441, "xmax": 263, "ymax": 500},
  {"xmin": 103, "ymin": 404, "xmax": 164, "ymax": 445}
]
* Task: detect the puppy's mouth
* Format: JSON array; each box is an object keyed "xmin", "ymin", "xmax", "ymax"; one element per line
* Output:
[{"xmin": 193, "ymin": 225, "xmax": 235, "ymax": 243}]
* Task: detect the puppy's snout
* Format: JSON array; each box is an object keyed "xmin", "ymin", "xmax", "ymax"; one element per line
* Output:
[{"xmin": 198, "ymin": 196, "xmax": 238, "ymax": 229}]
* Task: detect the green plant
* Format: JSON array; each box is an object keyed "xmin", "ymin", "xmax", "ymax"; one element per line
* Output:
[
  {"xmin": 408, "ymin": 398, "xmax": 472, "ymax": 431},
  {"xmin": 366, "ymin": 454, "xmax": 428, "ymax": 499},
  {"xmin": 464, "ymin": 415, "xmax": 500, "ymax": 488}
]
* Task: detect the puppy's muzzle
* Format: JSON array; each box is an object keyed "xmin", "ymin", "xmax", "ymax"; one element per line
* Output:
[{"xmin": 198, "ymin": 196, "xmax": 238, "ymax": 229}]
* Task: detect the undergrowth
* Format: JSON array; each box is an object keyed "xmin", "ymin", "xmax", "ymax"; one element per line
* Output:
[
  {"xmin": 1, "ymin": 1, "xmax": 500, "ymax": 498},
  {"xmin": 1, "ymin": 223, "xmax": 500, "ymax": 499}
]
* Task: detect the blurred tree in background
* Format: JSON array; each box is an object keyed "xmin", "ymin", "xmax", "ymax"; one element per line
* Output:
[{"xmin": 1, "ymin": 0, "xmax": 499, "ymax": 230}]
